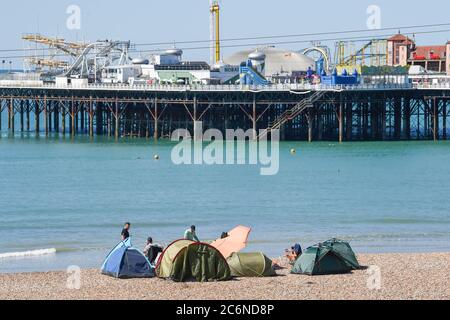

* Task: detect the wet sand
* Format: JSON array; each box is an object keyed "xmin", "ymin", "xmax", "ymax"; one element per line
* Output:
[{"xmin": 0, "ymin": 253, "xmax": 448, "ymax": 300}]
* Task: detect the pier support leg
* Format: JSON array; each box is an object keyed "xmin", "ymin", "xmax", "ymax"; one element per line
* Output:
[
  {"xmin": 370, "ymin": 100, "xmax": 377, "ymax": 140},
  {"xmin": 403, "ymin": 98, "xmax": 411, "ymax": 139},
  {"xmin": 44, "ymin": 97, "xmax": 48, "ymax": 136},
  {"xmin": 80, "ymin": 104, "xmax": 85, "ymax": 132},
  {"xmin": 68, "ymin": 106, "xmax": 72, "ymax": 135},
  {"xmin": 193, "ymin": 97, "xmax": 201, "ymax": 140},
  {"xmin": 417, "ymin": 101, "xmax": 421, "ymax": 140},
  {"xmin": 358, "ymin": 102, "xmax": 363, "ymax": 139},
  {"xmin": 115, "ymin": 100, "xmax": 120, "ymax": 140},
  {"xmin": 75, "ymin": 105, "xmax": 79, "ymax": 133},
  {"xmin": 381, "ymin": 101, "xmax": 386, "ymax": 140},
  {"xmin": 20, "ymin": 101, "xmax": 24, "ymax": 132},
  {"xmin": 48, "ymin": 101, "xmax": 52, "ymax": 133},
  {"xmin": 9, "ymin": 98, "xmax": 14, "ymax": 133},
  {"xmin": 307, "ymin": 109, "xmax": 313, "ymax": 143},
  {"xmin": 154, "ymin": 99, "xmax": 158, "ymax": 141},
  {"xmin": 224, "ymin": 100, "xmax": 228, "ymax": 133},
  {"xmin": 35, "ymin": 100, "xmax": 40, "ymax": 135},
  {"xmin": 54, "ymin": 104, "xmax": 59, "ymax": 134},
  {"xmin": 89, "ymin": 99, "xmax": 94, "ymax": 138},
  {"xmin": 71, "ymin": 102, "xmax": 76, "ymax": 137},
  {"xmin": 443, "ymin": 100, "xmax": 447, "ymax": 140},
  {"xmin": 394, "ymin": 97, "xmax": 401, "ymax": 140},
  {"xmin": 0, "ymin": 101, "xmax": 2, "ymax": 132},
  {"xmin": 339, "ymin": 101, "xmax": 343, "ymax": 143},
  {"xmin": 61, "ymin": 105, "xmax": 66, "ymax": 135},
  {"xmin": 317, "ymin": 108, "xmax": 323, "ymax": 141},
  {"xmin": 107, "ymin": 110, "xmax": 111, "ymax": 137},
  {"xmin": 96, "ymin": 103, "xmax": 103, "ymax": 136},
  {"xmin": 346, "ymin": 102, "xmax": 352, "ymax": 141},
  {"xmin": 252, "ymin": 97, "xmax": 257, "ymax": 140},
  {"xmin": 433, "ymin": 98, "xmax": 438, "ymax": 141},
  {"xmin": 26, "ymin": 100, "xmax": 30, "ymax": 131},
  {"xmin": 362, "ymin": 102, "xmax": 368, "ymax": 140},
  {"xmin": 8, "ymin": 100, "xmax": 11, "ymax": 130}
]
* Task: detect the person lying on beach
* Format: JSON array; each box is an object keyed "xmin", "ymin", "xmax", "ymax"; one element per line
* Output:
[
  {"xmin": 121, "ymin": 222, "xmax": 131, "ymax": 241},
  {"xmin": 143, "ymin": 237, "xmax": 163, "ymax": 264},
  {"xmin": 285, "ymin": 243, "xmax": 302, "ymax": 264},
  {"xmin": 184, "ymin": 225, "xmax": 200, "ymax": 242}
]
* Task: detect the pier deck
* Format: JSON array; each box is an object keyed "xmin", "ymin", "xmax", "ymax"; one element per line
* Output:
[{"xmin": 0, "ymin": 83, "xmax": 449, "ymax": 141}]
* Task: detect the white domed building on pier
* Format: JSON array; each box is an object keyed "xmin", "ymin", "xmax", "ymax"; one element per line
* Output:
[{"xmin": 224, "ymin": 47, "xmax": 315, "ymax": 81}]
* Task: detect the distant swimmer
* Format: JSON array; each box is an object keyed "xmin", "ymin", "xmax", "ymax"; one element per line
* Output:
[
  {"xmin": 184, "ymin": 225, "xmax": 200, "ymax": 242},
  {"xmin": 121, "ymin": 222, "xmax": 131, "ymax": 241}
]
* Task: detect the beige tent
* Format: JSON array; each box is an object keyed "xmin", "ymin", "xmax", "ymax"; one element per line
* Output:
[{"xmin": 210, "ymin": 225, "xmax": 251, "ymax": 258}]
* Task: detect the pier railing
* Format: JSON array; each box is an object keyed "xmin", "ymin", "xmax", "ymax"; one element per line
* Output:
[{"xmin": 0, "ymin": 81, "xmax": 449, "ymax": 92}]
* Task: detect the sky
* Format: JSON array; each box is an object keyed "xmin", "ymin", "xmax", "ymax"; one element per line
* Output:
[{"xmin": 1, "ymin": 0, "xmax": 450, "ymax": 67}]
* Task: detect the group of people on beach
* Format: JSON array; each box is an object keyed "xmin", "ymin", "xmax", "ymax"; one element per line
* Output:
[
  {"xmin": 119, "ymin": 222, "xmax": 303, "ymax": 265},
  {"xmin": 120, "ymin": 222, "xmax": 200, "ymax": 264}
]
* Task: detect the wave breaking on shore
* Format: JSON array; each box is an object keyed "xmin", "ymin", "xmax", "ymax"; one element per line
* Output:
[{"xmin": 0, "ymin": 248, "xmax": 57, "ymax": 259}]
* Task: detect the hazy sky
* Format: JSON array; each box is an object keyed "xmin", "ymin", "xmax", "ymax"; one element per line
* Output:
[{"xmin": 1, "ymin": 0, "xmax": 449, "ymax": 66}]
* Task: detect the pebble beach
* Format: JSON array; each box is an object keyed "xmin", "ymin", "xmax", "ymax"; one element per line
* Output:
[{"xmin": 0, "ymin": 252, "xmax": 448, "ymax": 300}]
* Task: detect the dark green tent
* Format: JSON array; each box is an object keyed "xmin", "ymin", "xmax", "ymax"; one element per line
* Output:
[
  {"xmin": 291, "ymin": 239, "xmax": 362, "ymax": 276},
  {"xmin": 227, "ymin": 252, "xmax": 276, "ymax": 277},
  {"xmin": 170, "ymin": 242, "xmax": 231, "ymax": 282}
]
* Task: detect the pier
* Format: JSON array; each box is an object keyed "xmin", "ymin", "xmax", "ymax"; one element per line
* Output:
[{"xmin": 0, "ymin": 83, "xmax": 449, "ymax": 141}]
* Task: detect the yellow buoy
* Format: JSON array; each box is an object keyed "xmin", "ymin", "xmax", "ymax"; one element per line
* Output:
[{"xmin": 290, "ymin": 148, "xmax": 296, "ymax": 155}]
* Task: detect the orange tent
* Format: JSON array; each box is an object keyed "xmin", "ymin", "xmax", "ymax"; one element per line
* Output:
[{"xmin": 210, "ymin": 225, "xmax": 252, "ymax": 258}]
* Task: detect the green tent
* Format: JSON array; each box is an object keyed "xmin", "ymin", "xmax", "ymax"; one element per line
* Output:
[
  {"xmin": 155, "ymin": 239, "xmax": 194, "ymax": 279},
  {"xmin": 156, "ymin": 240, "xmax": 231, "ymax": 282},
  {"xmin": 227, "ymin": 252, "xmax": 276, "ymax": 277},
  {"xmin": 291, "ymin": 239, "xmax": 362, "ymax": 276}
]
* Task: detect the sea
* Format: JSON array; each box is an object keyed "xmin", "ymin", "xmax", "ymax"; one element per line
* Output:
[{"xmin": 0, "ymin": 132, "xmax": 449, "ymax": 273}]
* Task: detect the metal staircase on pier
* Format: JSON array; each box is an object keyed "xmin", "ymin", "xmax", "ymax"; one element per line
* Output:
[{"xmin": 258, "ymin": 91, "xmax": 325, "ymax": 139}]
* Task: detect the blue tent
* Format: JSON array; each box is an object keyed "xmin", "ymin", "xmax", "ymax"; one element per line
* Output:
[{"xmin": 101, "ymin": 238, "xmax": 154, "ymax": 278}]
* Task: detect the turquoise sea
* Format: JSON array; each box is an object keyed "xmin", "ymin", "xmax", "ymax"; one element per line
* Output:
[{"xmin": 0, "ymin": 133, "xmax": 449, "ymax": 273}]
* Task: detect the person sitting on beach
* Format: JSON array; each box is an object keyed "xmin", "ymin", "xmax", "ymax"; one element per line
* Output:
[
  {"xmin": 121, "ymin": 222, "xmax": 131, "ymax": 241},
  {"xmin": 143, "ymin": 237, "xmax": 163, "ymax": 264},
  {"xmin": 143, "ymin": 237, "xmax": 153, "ymax": 256},
  {"xmin": 184, "ymin": 225, "xmax": 200, "ymax": 242}
]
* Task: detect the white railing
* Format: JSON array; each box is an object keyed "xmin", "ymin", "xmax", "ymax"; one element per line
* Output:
[
  {"xmin": 413, "ymin": 83, "xmax": 450, "ymax": 89},
  {"xmin": 1, "ymin": 81, "xmax": 449, "ymax": 91}
]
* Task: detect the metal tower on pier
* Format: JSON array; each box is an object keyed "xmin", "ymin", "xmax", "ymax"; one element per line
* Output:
[{"xmin": 209, "ymin": 0, "xmax": 221, "ymax": 65}]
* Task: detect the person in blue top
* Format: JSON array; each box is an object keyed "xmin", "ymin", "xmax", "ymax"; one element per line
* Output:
[{"xmin": 184, "ymin": 225, "xmax": 200, "ymax": 242}]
